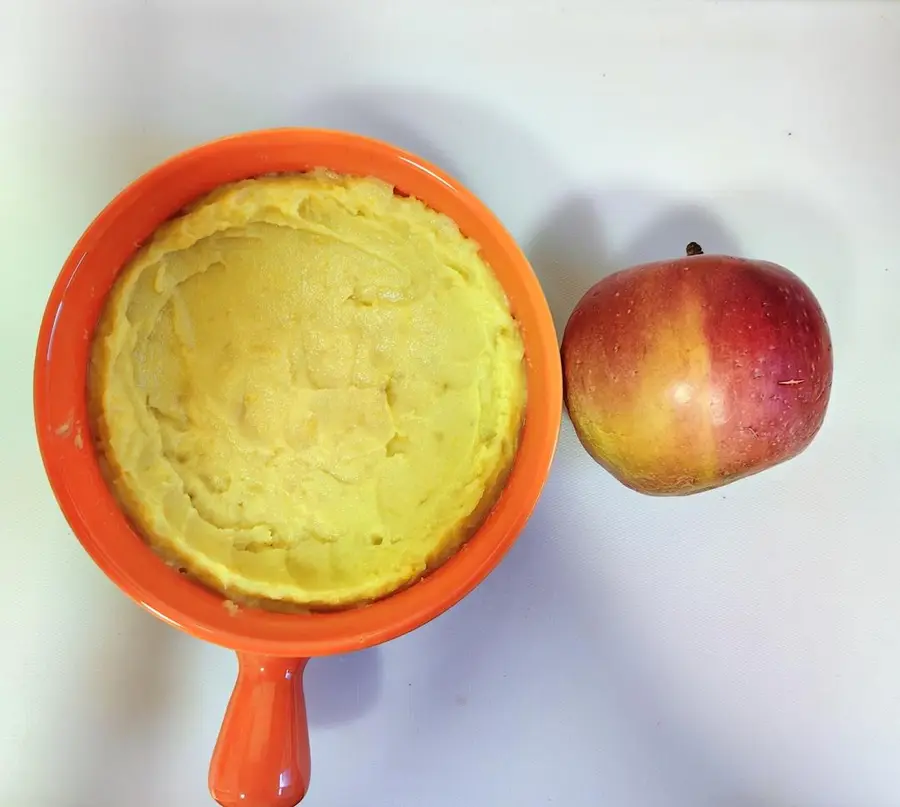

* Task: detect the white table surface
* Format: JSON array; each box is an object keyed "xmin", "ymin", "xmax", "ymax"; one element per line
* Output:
[{"xmin": 2, "ymin": 1, "xmax": 899, "ymax": 805}]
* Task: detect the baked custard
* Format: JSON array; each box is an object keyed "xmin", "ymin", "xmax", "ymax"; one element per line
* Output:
[{"xmin": 88, "ymin": 172, "xmax": 526, "ymax": 609}]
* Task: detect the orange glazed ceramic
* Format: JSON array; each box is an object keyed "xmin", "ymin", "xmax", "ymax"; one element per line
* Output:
[{"xmin": 34, "ymin": 129, "xmax": 561, "ymax": 807}]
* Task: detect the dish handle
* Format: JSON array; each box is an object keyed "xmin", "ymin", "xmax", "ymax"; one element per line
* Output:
[{"xmin": 209, "ymin": 654, "xmax": 311, "ymax": 807}]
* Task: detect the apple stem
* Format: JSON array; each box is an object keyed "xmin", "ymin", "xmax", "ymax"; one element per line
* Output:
[{"xmin": 686, "ymin": 242, "xmax": 704, "ymax": 256}]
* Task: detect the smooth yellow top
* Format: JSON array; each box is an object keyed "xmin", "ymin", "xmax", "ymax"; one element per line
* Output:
[{"xmin": 89, "ymin": 172, "xmax": 526, "ymax": 609}]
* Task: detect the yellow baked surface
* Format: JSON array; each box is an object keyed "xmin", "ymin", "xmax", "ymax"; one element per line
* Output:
[{"xmin": 89, "ymin": 172, "xmax": 526, "ymax": 609}]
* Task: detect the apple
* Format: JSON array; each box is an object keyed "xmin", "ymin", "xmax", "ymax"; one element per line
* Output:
[{"xmin": 561, "ymin": 242, "xmax": 833, "ymax": 495}]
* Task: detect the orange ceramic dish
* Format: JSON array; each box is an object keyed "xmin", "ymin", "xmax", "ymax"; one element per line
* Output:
[{"xmin": 34, "ymin": 129, "xmax": 561, "ymax": 807}]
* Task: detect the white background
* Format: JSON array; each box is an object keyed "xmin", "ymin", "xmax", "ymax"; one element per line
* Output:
[{"xmin": 2, "ymin": 1, "xmax": 899, "ymax": 805}]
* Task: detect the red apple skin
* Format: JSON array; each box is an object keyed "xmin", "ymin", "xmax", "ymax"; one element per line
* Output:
[{"xmin": 561, "ymin": 248, "xmax": 833, "ymax": 495}]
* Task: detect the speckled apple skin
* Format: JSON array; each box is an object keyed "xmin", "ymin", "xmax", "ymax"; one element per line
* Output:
[{"xmin": 561, "ymin": 253, "xmax": 833, "ymax": 495}]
